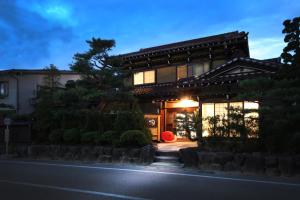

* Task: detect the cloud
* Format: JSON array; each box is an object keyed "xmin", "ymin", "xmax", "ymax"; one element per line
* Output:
[
  {"xmin": 0, "ymin": 0, "xmax": 75, "ymax": 69},
  {"xmin": 249, "ymin": 37, "xmax": 285, "ymax": 59}
]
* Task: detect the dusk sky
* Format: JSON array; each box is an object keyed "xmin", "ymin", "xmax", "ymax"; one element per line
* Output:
[{"xmin": 0, "ymin": 0, "xmax": 299, "ymax": 70}]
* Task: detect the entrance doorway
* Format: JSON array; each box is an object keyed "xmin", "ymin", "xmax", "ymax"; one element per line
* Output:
[{"xmin": 165, "ymin": 99, "xmax": 199, "ymax": 141}]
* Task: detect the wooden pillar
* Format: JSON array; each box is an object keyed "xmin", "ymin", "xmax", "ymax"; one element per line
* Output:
[
  {"xmin": 197, "ymin": 96, "xmax": 203, "ymax": 146},
  {"xmin": 159, "ymin": 101, "xmax": 166, "ymax": 141}
]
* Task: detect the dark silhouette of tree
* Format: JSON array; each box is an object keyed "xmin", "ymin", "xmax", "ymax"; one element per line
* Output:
[
  {"xmin": 43, "ymin": 64, "xmax": 61, "ymax": 88},
  {"xmin": 70, "ymin": 38, "xmax": 134, "ymax": 112},
  {"xmin": 281, "ymin": 17, "xmax": 300, "ymax": 67}
]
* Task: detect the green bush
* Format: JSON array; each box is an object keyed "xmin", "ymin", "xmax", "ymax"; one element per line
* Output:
[
  {"xmin": 142, "ymin": 128, "xmax": 152, "ymax": 141},
  {"xmin": 97, "ymin": 130, "xmax": 118, "ymax": 145},
  {"xmin": 120, "ymin": 130, "xmax": 150, "ymax": 147},
  {"xmin": 63, "ymin": 128, "xmax": 81, "ymax": 144},
  {"xmin": 81, "ymin": 131, "xmax": 100, "ymax": 144},
  {"xmin": 114, "ymin": 111, "xmax": 146, "ymax": 133},
  {"xmin": 49, "ymin": 129, "xmax": 64, "ymax": 144}
]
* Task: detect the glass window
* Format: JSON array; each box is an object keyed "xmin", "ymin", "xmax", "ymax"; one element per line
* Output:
[
  {"xmin": 0, "ymin": 82, "xmax": 8, "ymax": 97},
  {"xmin": 144, "ymin": 70, "xmax": 155, "ymax": 84},
  {"xmin": 244, "ymin": 101, "xmax": 259, "ymax": 138},
  {"xmin": 157, "ymin": 67, "xmax": 176, "ymax": 83},
  {"xmin": 177, "ymin": 65, "xmax": 187, "ymax": 80},
  {"xmin": 203, "ymin": 62, "xmax": 210, "ymax": 73},
  {"xmin": 201, "ymin": 101, "xmax": 259, "ymax": 138},
  {"xmin": 244, "ymin": 101, "xmax": 259, "ymax": 118},
  {"xmin": 215, "ymin": 103, "xmax": 228, "ymax": 117},
  {"xmin": 192, "ymin": 62, "xmax": 210, "ymax": 76},
  {"xmin": 192, "ymin": 63, "xmax": 203, "ymax": 76},
  {"xmin": 202, "ymin": 103, "xmax": 214, "ymax": 118},
  {"xmin": 202, "ymin": 103, "xmax": 214, "ymax": 137},
  {"xmin": 133, "ymin": 72, "xmax": 144, "ymax": 85},
  {"xmin": 229, "ymin": 102, "xmax": 243, "ymax": 109}
]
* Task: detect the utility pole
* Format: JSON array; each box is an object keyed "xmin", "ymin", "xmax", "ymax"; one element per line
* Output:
[{"xmin": 4, "ymin": 117, "xmax": 12, "ymax": 156}]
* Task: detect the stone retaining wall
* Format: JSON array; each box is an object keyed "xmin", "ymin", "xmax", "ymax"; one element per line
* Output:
[
  {"xmin": 0, "ymin": 144, "xmax": 156, "ymax": 164},
  {"xmin": 179, "ymin": 148, "xmax": 300, "ymax": 177}
]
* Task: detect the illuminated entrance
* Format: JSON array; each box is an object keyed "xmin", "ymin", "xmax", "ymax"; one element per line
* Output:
[
  {"xmin": 164, "ymin": 98, "xmax": 199, "ymax": 141},
  {"xmin": 145, "ymin": 99, "xmax": 259, "ymax": 141}
]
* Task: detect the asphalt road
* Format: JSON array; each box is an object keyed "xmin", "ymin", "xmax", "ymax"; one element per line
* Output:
[{"xmin": 0, "ymin": 160, "xmax": 299, "ymax": 200}]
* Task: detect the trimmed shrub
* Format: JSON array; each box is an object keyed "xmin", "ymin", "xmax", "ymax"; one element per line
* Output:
[
  {"xmin": 120, "ymin": 130, "xmax": 150, "ymax": 147},
  {"xmin": 63, "ymin": 128, "xmax": 81, "ymax": 144},
  {"xmin": 81, "ymin": 131, "xmax": 99, "ymax": 144},
  {"xmin": 49, "ymin": 129, "xmax": 64, "ymax": 144},
  {"xmin": 114, "ymin": 111, "xmax": 146, "ymax": 133},
  {"xmin": 142, "ymin": 128, "xmax": 152, "ymax": 141},
  {"xmin": 97, "ymin": 130, "xmax": 118, "ymax": 145}
]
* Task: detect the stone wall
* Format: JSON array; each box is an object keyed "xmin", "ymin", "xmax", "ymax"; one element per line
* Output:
[
  {"xmin": 179, "ymin": 148, "xmax": 300, "ymax": 177},
  {"xmin": 0, "ymin": 144, "xmax": 156, "ymax": 164}
]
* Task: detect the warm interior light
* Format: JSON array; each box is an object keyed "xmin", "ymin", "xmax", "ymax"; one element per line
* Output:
[{"xmin": 175, "ymin": 98, "xmax": 198, "ymax": 108}]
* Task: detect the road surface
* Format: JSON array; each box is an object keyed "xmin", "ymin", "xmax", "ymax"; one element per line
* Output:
[{"xmin": 0, "ymin": 160, "xmax": 299, "ymax": 200}]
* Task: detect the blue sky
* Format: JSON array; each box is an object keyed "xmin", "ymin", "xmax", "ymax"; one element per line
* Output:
[{"xmin": 0, "ymin": 0, "xmax": 299, "ymax": 70}]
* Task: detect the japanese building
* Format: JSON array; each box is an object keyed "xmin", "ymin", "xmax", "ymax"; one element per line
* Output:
[{"xmin": 121, "ymin": 31, "xmax": 282, "ymax": 141}]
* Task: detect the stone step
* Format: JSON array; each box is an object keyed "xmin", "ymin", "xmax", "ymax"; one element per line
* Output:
[
  {"xmin": 150, "ymin": 161, "xmax": 183, "ymax": 168},
  {"xmin": 155, "ymin": 156, "xmax": 179, "ymax": 163},
  {"xmin": 155, "ymin": 151, "xmax": 179, "ymax": 157}
]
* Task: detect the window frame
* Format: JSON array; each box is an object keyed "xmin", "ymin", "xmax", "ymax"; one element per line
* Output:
[
  {"xmin": 133, "ymin": 70, "xmax": 156, "ymax": 85},
  {"xmin": 0, "ymin": 81, "xmax": 9, "ymax": 97},
  {"xmin": 177, "ymin": 65, "xmax": 188, "ymax": 80}
]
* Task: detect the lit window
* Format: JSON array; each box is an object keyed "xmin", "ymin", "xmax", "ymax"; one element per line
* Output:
[
  {"xmin": 202, "ymin": 103, "xmax": 214, "ymax": 118},
  {"xmin": 215, "ymin": 103, "xmax": 228, "ymax": 117},
  {"xmin": 0, "ymin": 82, "xmax": 8, "ymax": 97},
  {"xmin": 244, "ymin": 101, "xmax": 259, "ymax": 118},
  {"xmin": 202, "ymin": 103, "xmax": 214, "ymax": 137},
  {"xmin": 229, "ymin": 102, "xmax": 243, "ymax": 109},
  {"xmin": 201, "ymin": 101, "xmax": 259, "ymax": 138},
  {"xmin": 133, "ymin": 72, "xmax": 144, "ymax": 85},
  {"xmin": 177, "ymin": 65, "xmax": 187, "ymax": 80},
  {"xmin": 133, "ymin": 70, "xmax": 155, "ymax": 85},
  {"xmin": 144, "ymin": 70, "xmax": 155, "ymax": 84}
]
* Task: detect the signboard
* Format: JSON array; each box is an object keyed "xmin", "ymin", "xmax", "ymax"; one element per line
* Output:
[
  {"xmin": 4, "ymin": 129, "xmax": 9, "ymax": 143},
  {"xmin": 146, "ymin": 117, "xmax": 158, "ymax": 128}
]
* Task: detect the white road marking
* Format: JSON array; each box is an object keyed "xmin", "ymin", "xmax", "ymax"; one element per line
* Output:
[
  {"xmin": 1, "ymin": 160, "xmax": 300, "ymax": 187},
  {"xmin": 0, "ymin": 179, "xmax": 149, "ymax": 200}
]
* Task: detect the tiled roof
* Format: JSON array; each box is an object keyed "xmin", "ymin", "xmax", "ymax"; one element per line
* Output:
[{"xmin": 122, "ymin": 31, "xmax": 248, "ymax": 58}]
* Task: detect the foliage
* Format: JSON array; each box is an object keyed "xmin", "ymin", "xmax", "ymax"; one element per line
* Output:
[
  {"xmin": 96, "ymin": 130, "xmax": 118, "ymax": 145},
  {"xmin": 237, "ymin": 16, "xmax": 300, "ymax": 153},
  {"xmin": 81, "ymin": 131, "xmax": 100, "ymax": 144},
  {"xmin": 203, "ymin": 137, "xmax": 261, "ymax": 153},
  {"xmin": 174, "ymin": 111, "xmax": 200, "ymax": 141},
  {"xmin": 33, "ymin": 38, "xmax": 139, "ymax": 143},
  {"xmin": 205, "ymin": 106, "xmax": 259, "ymax": 141},
  {"xmin": 70, "ymin": 38, "xmax": 134, "ymax": 112},
  {"xmin": 63, "ymin": 129, "xmax": 82, "ymax": 144},
  {"xmin": 120, "ymin": 130, "xmax": 150, "ymax": 147},
  {"xmin": 49, "ymin": 129, "xmax": 64, "ymax": 144},
  {"xmin": 43, "ymin": 64, "xmax": 61, "ymax": 88},
  {"xmin": 281, "ymin": 17, "xmax": 300, "ymax": 67},
  {"xmin": 113, "ymin": 109, "xmax": 147, "ymax": 134}
]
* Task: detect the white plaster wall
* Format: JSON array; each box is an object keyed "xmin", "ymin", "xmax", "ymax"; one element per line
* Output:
[
  {"xmin": 0, "ymin": 75, "xmax": 18, "ymax": 109},
  {"xmin": 0, "ymin": 73, "xmax": 81, "ymax": 114}
]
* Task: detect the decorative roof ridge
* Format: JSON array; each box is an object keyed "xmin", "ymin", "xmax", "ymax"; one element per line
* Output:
[
  {"xmin": 121, "ymin": 31, "xmax": 247, "ymax": 58},
  {"xmin": 197, "ymin": 57, "xmax": 281, "ymax": 79}
]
